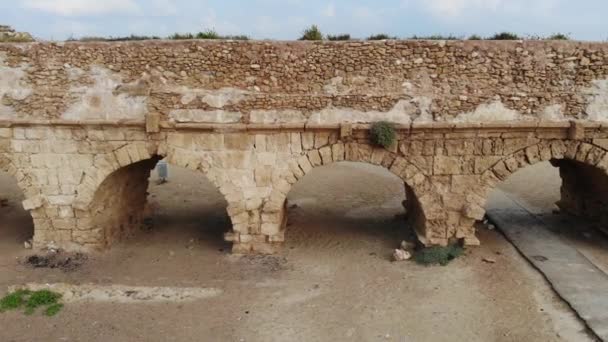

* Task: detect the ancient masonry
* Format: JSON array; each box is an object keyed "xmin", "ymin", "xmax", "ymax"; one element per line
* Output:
[
  {"xmin": 0, "ymin": 26, "xmax": 34, "ymax": 42},
  {"xmin": 1, "ymin": 39, "xmax": 608, "ymax": 253}
]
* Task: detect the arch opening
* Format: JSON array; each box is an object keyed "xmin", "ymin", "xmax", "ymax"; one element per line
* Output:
[
  {"xmin": 0, "ymin": 170, "xmax": 34, "ymax": 251},
  {"xmin": 277, "ymin": 161, "xmax": 419, "ymax": 254},
  {"xmin": 486, "ymin": 157, "xmax": 608, "ymax": 261},
  {"xmin": 86, "ymin": 156, "xmax": 230, "ymax": 250}
]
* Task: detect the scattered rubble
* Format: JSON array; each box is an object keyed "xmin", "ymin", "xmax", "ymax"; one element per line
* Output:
[{"xmin": 393, "ymin": 249, "xmax": 412, "ymax": 261}]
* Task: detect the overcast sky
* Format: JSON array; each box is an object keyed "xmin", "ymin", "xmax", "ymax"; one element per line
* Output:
[{"xmin": 0, "ymin": 0, "xmax": 606, "ymax": 41}]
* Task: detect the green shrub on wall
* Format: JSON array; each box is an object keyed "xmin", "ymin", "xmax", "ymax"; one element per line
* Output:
[{"xmin": 370, "ymin": 121, "xmax": 396, "ymax": 149}]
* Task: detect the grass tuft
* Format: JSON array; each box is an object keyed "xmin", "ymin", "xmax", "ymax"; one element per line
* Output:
[
  {"xmin": 0, "ymin": 289, "xmax": 63, "ymax": 316},
  {"xmin": 414, "ymin": 245, "xmax": 465, "ymax": 266}
]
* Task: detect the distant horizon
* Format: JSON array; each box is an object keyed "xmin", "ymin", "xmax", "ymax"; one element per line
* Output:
[{"xmin": 1, "ymin": 0, "xmax": 606, "ymax": 42}]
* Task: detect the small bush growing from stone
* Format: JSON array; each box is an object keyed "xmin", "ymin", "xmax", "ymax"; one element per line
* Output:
[
  {"xmin": 169, "ymin": 32, "xmax": 195, "ymax": 40},
  {"xmin": 367, "ymin": 33, "xmax": 395, "ymax": 40},
  {"xmin": 327, "ymin": 34, "xmax": 351, "ymax": 41},
  {"xmin": 0, "ymin": 289, "xmax": 63, "ymax": 316},
  {"xmin": 546, "ymin": 33, "xmax": 570, "ymax": 40},
  {"xmin": 414, "ymin": 245, "xmax": 464, "ymax": 266},
  {"xmin": 488, "ymin": 32, "xmax": 520, "ymax": 40},
  {"xmin": 409, "ymin": 34, "xmax": 461, "ymax": 40},
  {"xmin": 300, "ymin": 25, "xmax": 323, "ymax": 41},
  {"xmin": 196, "ymin": 29, "xmax": 220, "ymax": 39},
  {"xmin": 370, "ymin": 121, "xmax": 396, "ymax": 149}
]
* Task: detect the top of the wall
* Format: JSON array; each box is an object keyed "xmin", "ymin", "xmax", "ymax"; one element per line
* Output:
[{"xmin": 2, "ymin": 38, "xmax": 608, "ymax": 125}]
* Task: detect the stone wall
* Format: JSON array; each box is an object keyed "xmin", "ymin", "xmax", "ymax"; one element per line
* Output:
[
  {"xmin": 0, "ymin": 26, "xmax": 34, "ymax": 42},
  {"xmin": 2, "ymin": 40, "xmax": 608, "ymax": 125},
  {"xmin": 1, "ymin": 40, "xmax": 608, "ymax": 253}
]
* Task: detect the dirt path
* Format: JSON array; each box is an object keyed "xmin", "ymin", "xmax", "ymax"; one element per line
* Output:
[{"xmin": 0, "ymin": 163, "xmax": 594, "ymax": 341}]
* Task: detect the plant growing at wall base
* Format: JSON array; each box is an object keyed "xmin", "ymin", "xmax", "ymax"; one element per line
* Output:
[
  {"xmin": 370, "ymin": 121, "xmax": 396, "ymax": 149},
  {"xmin": 413, "ymin": 245, "xmax": 464, "ymax": 266},
  {"xmin": 0, "ymin": 289, "xmax": 63, "ymax": 316}
]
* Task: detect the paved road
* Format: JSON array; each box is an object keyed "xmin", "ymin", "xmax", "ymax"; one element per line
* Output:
[{"xmin": 487, "ymin": 191, "xmax": 608, "ymax": 341}]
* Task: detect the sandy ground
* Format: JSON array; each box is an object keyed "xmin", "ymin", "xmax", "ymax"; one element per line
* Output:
[{"xmin": 0, "ymin": 162, "xmax": 599, "ymax": 342}]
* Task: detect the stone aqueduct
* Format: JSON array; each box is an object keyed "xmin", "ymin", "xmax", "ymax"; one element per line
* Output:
[{"xmin": 1, "ymin": 39, "xmax": 608, "ymax": 253}]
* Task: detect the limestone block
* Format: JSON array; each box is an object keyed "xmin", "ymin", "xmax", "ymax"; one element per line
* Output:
[
  {"xmin": 370, "ymin": 148, "xmax": 387, "ymax": 165},
  {"xmin": 340, "ymin": 124, "xmax": 352, "ymax": 139},
  {"xmin": 319, "ymin": 146, "xmax": 333, "ymax": 164},
  {"xmin": 25, "ymin": 127, "xmax": 49, "ymax": 140},
  {"xmin": 331, "ymin": 143, "xmax": 345, "ymax": 162},
  {"xmin": 266, "ymin": 133, "xmax": 290, "ymax": 153},
  {"xmin": 474, "ymin": 156, "xmax": 502, "ymax": 174},
  {"xmin": 51, "ymin": 218, "xmax": 76, "ymax": 230},
  {"xmin": 262, "ymin": 211, "xmax": 284, "ymax": 224},
  {"xmin": 114, "ymin": 147, "xmax": 132, "ymax": 167},
  {"xmin": 433, "ymin": 156, "xmax": 462, "ymax": 175},
  {"xmin": 524, "ymin": 145, "xmax": 540, "ymax": 164},
  {"xmin": 0, "ymin": 128, "xmax": 11, "ymax": 138},
  {"xmin": 219, "ymin": 151, "xmax": 252, "ymax": 169},
  {"xmin": 503, "ymin": 157, "xmax": 519, "ymax": 172},
  {"xmin": 301, "ymin": 132, "xmax": 315, "ymax": 150},
  {"xmin": 564, "ymin": 141, "xmax": 580, "ymax": 159},
  {"xmin": 268, "ymin": 231, "xmax": 286, "ymax": 242},
  {"xmin": 597, "ymin": 154, "xmax": 608, "ymax": 172},
  {"xmin": 22, "ymin": 195, "xmax": 44, "ymax": 210},
  {"xmin": 254, "ymin": 165, "xmax": 273, "ymax": 187},
  {"xmin": 225, "ymin": 134, "xmax": 254, "ymax": 150},
  {"xmin": 146, "ymin": 112, "xmax": 161, "ymax": 133},
  {"xmin": 47, "ymin": 195, "xmax": 75, "ymax": 206},
  {"xmin": 550, "ymin": 140, "xmax": 567, "ymax": 159},
  {"xmin": 538, "ymin": 144, "xmax": 553, "ymax": 161},
  {"xmin": 463, "ymin": 203, "xmax": 485, "ymax": 220},
  {"xmin": 261, "ymin": 223, "xmax": 281, "ymax": 235},
  {"xmin": 287, "ymin": 159, "xmax": 305, "ymax": 179},
  {"xmin": 307, "ymin": 150, "xmax": 322, "ymax": 167},
  {"xmin": 568, "ymin": 121, "xmax": 585, "ymax": 140},
  {"xmin": 575, "ymin": 143, "xmax": 592, "ymax": 162},
  {"xmin": 195, "ymin": 134, "xmax": 224, "ymax": 150},
  {"xmin": 231, "ymin": 211, "xmax": 250, "ymax": 225},
  {"xmin": 255, "ymin": 135, "xmax": 267, "ymax": 151},
  {"xmin": 274, "ymin": 178, "xmax": 291, "ymax": 195},
  {"xmin": 586, "ymin": 147, "xmax": 605, "ymax": 166},
  {"xmin": 314, "ymin": 132, "xmax": 330, "ymax": 149},
  {"xmin": 256, "ymin": 152, "xmax": 276, "ymax": 166},
  {"xmin": 290, "ymin": 133, "xmax": 302, "ymax": 153}
]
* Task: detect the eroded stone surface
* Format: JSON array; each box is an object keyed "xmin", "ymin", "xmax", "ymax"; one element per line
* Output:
[{"xmin": 1, "ymin": 40, "xmax": 608, "ymax": 254}]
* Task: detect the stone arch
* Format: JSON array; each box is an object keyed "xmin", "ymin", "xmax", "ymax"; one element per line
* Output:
[
  {"xmin": 72, "ymin": 143, "xmax": 239, "ymax": 249},
  {"xmin": 0, "ymin": 152, "xmax": 44, "ymax": 247},
  {"xmin": 483, "ymin": 140, "xmax": 608, "ymax": 193},
  {"xmin": 476, "ymin": 139, "xmax": 608, "ymax": 232},
  {"xmin": 248, "ymin": 141, "xmax": 434, "ymax": 253}
]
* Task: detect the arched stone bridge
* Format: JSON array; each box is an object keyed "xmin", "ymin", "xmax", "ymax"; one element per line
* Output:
[{"xmin": 1, "ymin": 39, "xmax": 608, "ymax": 253}]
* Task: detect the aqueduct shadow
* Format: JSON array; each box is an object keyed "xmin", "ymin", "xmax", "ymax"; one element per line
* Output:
[{"xmin": 282, "ymin": 161, "xmax": 411, "ymax": 251}]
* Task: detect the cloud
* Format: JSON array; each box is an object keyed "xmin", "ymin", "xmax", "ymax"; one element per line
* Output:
[
  {"xmin": 22, "ymin": 0, "xmax": 140, "ymax": 16},
  {"xmin": 322, "ymin": 3, "xmax": 335, "ymax": 17}
]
